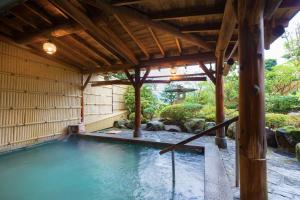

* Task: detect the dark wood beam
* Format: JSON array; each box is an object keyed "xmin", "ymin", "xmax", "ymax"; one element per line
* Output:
[
  {"xmin": 23, "ymin": 2, "xmax": 53, "ymax": 25},
  {"xmin": 69, "ymin": 34, "xmax": 112, "ymax": 66},
  {"xmin": 151, "ymin": 6, "xmax": 224, "ymax": 21},
  {"xmin": 140, "ymin": 69, "xmax": 150, "ymax": 84},
  {"xmin": 198, "ymin": 61, "xmax": 216, "ymax": 85},
  {"xmin": 279, "ymin": 0, "xmax": 300, "ymax": 8},
  {"xmin": 0, "ymin": 17, "xmax": 24, "ymax": 32},
  {"xmin": 114, "ymin": 14, "xmax": 149, "ymax": 59},
  {"xmin": 180, "ymin": 23, "xmax": 221, "ymax": 33},
  {"xmin": 215, "ymin": 0, "xmax": 237, "ymax": 56},
  {"xmin": 124, "ymin": 69, "xmax": 135, "ymax": 84},
  {"xmin": 82, "ymin": 74, "xmax": 92, "ymax": 90},
  {"xmin": 112, "ymin": 0, "xmax": 145, "ymax": 6},
  {"xmin": 10, "ymin": 10, "xmax": 38, "ymax": 29},
  {"xmin": 175, "ymin": 38, "xmax": 182, "ymax": 54},
  {"xmin": 238, "ymin": 0, "xmax": 267, "ymax": 199},
  {"xmin": 133, "ymin": 68, "xmax": 141, "ymax": 137},
  {"xmin": 50, "ymin": 0, "xmax": 138, "ymax": 65},
  {"xmin": 148, "ymin": 72, "xmax": 209, "ymax": 79},
  {"xmin": 151, "ymin": 7, "xmax": 224, "ymax": 21},
  {"xmin": 265, "ymin": 0, "xmax": 282, "ymax": 20},
  {"xmin": 52, "ymin": 37, "xmax": 101, "ymax": 69},
  {"xmin": 148, "ymin": 27, "xmax": 165, "ymax": 56},
  {"xmin": 91, "ymin": 77, "xmax": 206, "ymax": 86},
  {"xmin": 81, "ymin": 0, "xmax": 214, "ymax": 51}
]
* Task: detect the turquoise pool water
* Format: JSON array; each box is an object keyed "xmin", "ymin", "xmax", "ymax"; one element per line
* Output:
[{"xmin": 0, "ymin": 138, "xmax": 204, "ymax": 200}]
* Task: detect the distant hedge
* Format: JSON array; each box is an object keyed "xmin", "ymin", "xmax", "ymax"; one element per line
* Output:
[{"xmin": 160, "ymin": 103, "xmax": 202, "ymax": 122}]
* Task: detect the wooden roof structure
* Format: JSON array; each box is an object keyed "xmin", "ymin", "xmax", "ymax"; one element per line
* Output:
[{"xmin": 0, "ymin": 0, "xmax": 299, "ymax": 75}]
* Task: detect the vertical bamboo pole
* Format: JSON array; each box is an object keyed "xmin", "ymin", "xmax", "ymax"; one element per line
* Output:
[
  {"xmin": 238, "ymin": 0, "xmax": 267, "ymax": 199},
  {"xmin": 80, "ymin": 74, "xmax": 84, "ymax": 123},
  {"xmin": 134, "ymin": 68, "xmax": 141, "ymax": 137},
  {"xmin": 215, "ymin": 51, "xmax": 226, "ymax": 148}
]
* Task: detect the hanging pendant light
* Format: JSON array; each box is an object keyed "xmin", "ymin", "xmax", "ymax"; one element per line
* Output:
[
  {"xmin": 170, "ymin": 67, "xmax": 177, "ymax": 75},
  {"xmin": 43, "ymin": 40, "xmax": 57, "ymax": 55}
]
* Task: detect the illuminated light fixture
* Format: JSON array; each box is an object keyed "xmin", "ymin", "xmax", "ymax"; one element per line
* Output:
[
  {"xmin": 43, "ymin": 41, "xmax": 57, "ymax": 55},
  {"xmin": 170, "ymin": 67, "xmax": 177, "ymax": 75}
]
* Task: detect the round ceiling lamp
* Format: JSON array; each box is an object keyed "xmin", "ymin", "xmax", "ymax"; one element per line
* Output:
[
  {"xmin": 170, "ymin": 67, "xmax": 177, "ymax": 75},
  {"xmin": 43, "ymin": 41, "xmax": 57, "ymax": 55}
]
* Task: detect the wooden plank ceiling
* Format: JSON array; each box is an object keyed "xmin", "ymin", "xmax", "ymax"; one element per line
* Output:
[{"xmin": 0, "ymin": 0, "xmax": 299, "ymax": 74}]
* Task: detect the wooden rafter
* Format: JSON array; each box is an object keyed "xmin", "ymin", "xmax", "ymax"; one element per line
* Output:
[
  {"xmin": 52, "ymin": 37, "xmax": 101, "ymax": 69},
  {"xmin": 50, "ymin": 0, "xmax": 138, "ymax": 65},
  {"xmin": 175, "ymin": 38, "xmax": 182, "ymax": 54},
  {"xmin": 151, "ymin": 6, "xmax": 224, "ymax": 21},
  {"xmin": 114, "ymin": 14, "xmax": 149, "ymax": 59},
  {"xmin": 23, "ymin": 2, "xmax": 53, "ymax": 25},
  {"xmin": 112, "ymin": 0, "xmax": 145, "ymax": 6},
  {"xmin": 81, "ymin": 0, "xmax": 213, "ymax": 51},
  {"xmin": 69, "ymin": 34, "xmax": 112, "ymax": 66},
  {"xmin": 148, "ymin": 27, "xmax": 165, "ymax": 56},
  {"xmin": 215, "ymin": 0, "xmax": 236, "ymax": 56},
  {"xmin": 9, "ymin": 10, "xmax": 37, "ymax": 29},
  {"xmin": 180, "ymin": 23, "xmax": 221, "ymax": 33},
  {"xmin": 198, "ymin": 61, "xmax": 216, "ymax": 85},
  {"xmin": 0, "ymin": 17, "xmax": 24, "ymax": 32}
]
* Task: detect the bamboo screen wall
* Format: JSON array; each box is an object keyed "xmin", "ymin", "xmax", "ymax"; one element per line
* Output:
[
  {"xmin": 83, "ymin": 75, "xmax": 127, "ymax": 124},
  {"xmin": 0, "ymin": 41, "xmax": 127, "ymax": 151}
]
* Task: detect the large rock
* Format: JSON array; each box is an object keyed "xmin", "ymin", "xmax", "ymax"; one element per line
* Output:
[
  {"xmin": 226, "ymin": 122, "xmax": 236, "ymax": 139},
  {"xmin": 165, "ymin": 125, "xmax": 182, "ymax": 132},
  {"xmin": 204, "ymin": 122, "xmax": 216, "ymax": 136},
  {"xmin": 113, "ymin": 119, "xmax": 129, "ymax": 129},
  {"xmin": 295, "ymin": 143, "xmax": 300, "ymax": 162},
  {"xmin": 184, "ymin": 118, "xmax": 206, "ymax": 133},
  {"xmin": 125, "ymin": 121, "xmax": 134, "ymax": 129},
  {"xmin": 145, "ymin": 121, "xmax": 165, "ymax": 131},
  {"xmin": 266, "ymin": 128, "xmax": 278, "ymax": 148},
  {"xmin": 296, "ymin": 143, "xmax": 300, "ymax": 162},
  {"xmin": 276, "ymin": 127, "xmax": 300, "ymax": 153}
]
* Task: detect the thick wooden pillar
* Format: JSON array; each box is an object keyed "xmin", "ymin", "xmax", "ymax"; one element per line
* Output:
[
  {"xmin": 215, "ymin": 51, "xmax": 226, "ymax": 148},
  {"xmin": 133, "ymin": 68, "xmax": 141, "ymax": 137},
  {"xmin": 238, "ymin": 0, "xmax": 267, "ymax": 199}
]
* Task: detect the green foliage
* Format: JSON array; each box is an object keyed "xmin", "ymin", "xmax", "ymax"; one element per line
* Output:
[
  {"xmin": 198, "ymin": 104, "xmax": 215, "ymax": 122},
  {"xmin": 224, "ymin": 70, "xmax": 239, "ymax": 109},
  {"xmin": 124, "ymin": 85, "xmax": 158, "ymax": 119},
  {"xmin": 185, "ymin": 82, "xmax": 215, "ymax": 105},
  {"xmin": 160, "ymin": 84, "xmax": 177, "ymax": 104},
  {"xmin": 265, "ymin": 113, "xmax": 300, "ymax": 129},
  {"xmin": 265, "ymin": 63, "xmax": 300, "ymax": 95},
  {"xmin": 265, "ymin": 59, "xmax": 277, "ymax": 71},
  {"xmin": 128, "ymin": 112, "xmax": 147, "ymax": 123},
  {"xmin": 266, "ymin": 95, "xmax": 300, "ymax": 113},
  {"xmin": 160, "ymin": 103, "xmax": 202, "ymax": 122}
]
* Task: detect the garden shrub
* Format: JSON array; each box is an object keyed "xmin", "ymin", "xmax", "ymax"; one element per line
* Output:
[
  {"xmin": 128, "ymin": 112, "xmax": 147, "ymax": 123},
  {"xmin": 160, "ymin": 103, "xmax": 202, "ymax": 123},
  {"xmin": 124, "ymin": 85, "xmax": 158, "ymax": 120},
  {"xmin": 265, "ymin": 113, "xmax": 300, "ymax": 129},
  {"xmin": 266, "ymin": 95, "xmax": 300, "ymax": 113},
  {"xmin": 198, "ymin": 104, "xmax": 215, "ymax": 122}
]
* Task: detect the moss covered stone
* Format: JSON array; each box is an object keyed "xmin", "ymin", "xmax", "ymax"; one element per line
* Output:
[{"xmin": 296, "ymin": 143, "xmax": 300, "ymax": 162}]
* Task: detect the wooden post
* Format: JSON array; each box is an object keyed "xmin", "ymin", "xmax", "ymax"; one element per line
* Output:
[
  {"xmin": 215, "ymin": 51, "xmax": 226, "ymax": 148},
  {"xmin": 134, "ymin": 68, "xmax": 142, "ymax": 137},
  {"xmin": 81, "ymin": 74, "xmax": 84, "ymax": 123},
  {"xmin": 238, "ymin": 0, "xmax": 267, "ymax": 199}
]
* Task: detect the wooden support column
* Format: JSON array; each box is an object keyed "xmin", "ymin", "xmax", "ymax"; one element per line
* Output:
[
  {"xmin": 238, "ymin": 0, "xmax": 267, "ymax": 199},
  {"xmin": 133, "ymin": 68, "xmax": 142, "ymax": 137},
  {"xmin": 215, "ymin": 51, "xmax": 226, "ymax": 148},
  {"xmin": 81, "ymin": 74, "xmax": 92, "ymax": 123}
]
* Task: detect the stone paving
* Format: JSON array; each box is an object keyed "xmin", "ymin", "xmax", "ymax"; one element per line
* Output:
[{"xmin": 92, "ymin": 129, "xmax": 300, "ymax": 200}]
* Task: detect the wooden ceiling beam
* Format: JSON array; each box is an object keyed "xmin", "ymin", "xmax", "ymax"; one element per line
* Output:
[
  {"xmin": 175, "ymin": 38, "xmax": 182, "ymax": 54},
  {"xmin": 69, "ymin": 34, "xmax": 112, "ymax": 66},
  {"xmin": 52, "ymin": 37, "xmax": 101, "ymax": 69},
  {"xmin": 112, "ymin": 0, "xmax": 145, "ymax": 6},
  {"xmin": 198, "ymin": 61, "xmax": 216, "ymax": 84},
  {"xmin": 81, "ymin": 0, "xmax": 213, "ymax": 51},
  {"xmin": 0, "ymin": 17, "xmax": 24, "ymax": 32},
  {"xmin": 151, "ymin": 7, "xmax": 224, "ymax": 21},
  {"xmin": 49, "ymin": 0, "xmax": 138, "ymax": 65},
  {"xmin": 180, "ymin": 23, "xmax": 222, "ymax": 33},
  {"xmin": 114, "ymin": 14, "xmax": 149, "ymax": 59},
  {"xmin": 9, "ymin": 10, "xmax": 38, "ymax": 29},
  {"xmin": 22, "ymin": 2, "xmax": 53, "ymax": 25},
  {"xmin": 148, "ymin": 27, "xmax": 165, "ymax": 56},
  {"xmin": 82, "ymin": 52, "xmax": 215, "ymax": 74},
  {"xmin": 215, "ymin": 0, "xmax": 237, "ymax": 56}
]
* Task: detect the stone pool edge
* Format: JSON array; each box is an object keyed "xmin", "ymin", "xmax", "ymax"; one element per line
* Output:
[{"xmin": 78, "ymin": 132, "xmax": 233, "ymax": 200}]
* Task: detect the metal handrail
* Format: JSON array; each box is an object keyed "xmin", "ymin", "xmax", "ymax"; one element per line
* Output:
[{"xmin": 159, "ymin": 116, "xmax": 239, "ymax": 155}]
